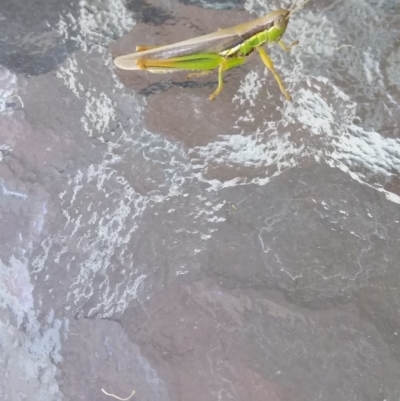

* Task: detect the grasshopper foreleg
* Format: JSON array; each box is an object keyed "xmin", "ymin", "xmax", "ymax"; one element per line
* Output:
[{"xmin": 278, "ymin": 40, "xmax": 299, "ymax": 52}]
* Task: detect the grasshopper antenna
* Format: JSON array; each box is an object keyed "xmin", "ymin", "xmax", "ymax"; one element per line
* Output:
[
  {"xmin": 289, "ymin": 0, "xmax": 300, "ymax": 12},
  {"xmin": 289, "ymin": 0, "xmax": 314, "ymax": 17}
]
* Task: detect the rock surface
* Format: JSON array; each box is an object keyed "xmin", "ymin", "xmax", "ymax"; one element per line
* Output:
[{"xmin": 1, "ymin": 0, "xmax": 400, "ymax": 400}]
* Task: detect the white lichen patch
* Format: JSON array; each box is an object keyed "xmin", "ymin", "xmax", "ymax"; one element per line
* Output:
[
  {"xmin": 0, "ymin": 257, "xmax": 65, "ymax": 401},
  {"xmin": 81, "ymin": 92, "xmax": 116, "ymax": 137},
  {"xmin": 57, "ymin": 0, "xmax": 135, "ymax": 50},
  {"xmin": 387, "ymin": 47, "xmax": 400, "ymax": 89}
]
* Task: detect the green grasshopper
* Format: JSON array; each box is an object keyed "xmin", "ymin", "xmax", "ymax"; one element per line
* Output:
[{"xmin": 114, "ymin": 0, "xmax": 313, "ymax": 101}]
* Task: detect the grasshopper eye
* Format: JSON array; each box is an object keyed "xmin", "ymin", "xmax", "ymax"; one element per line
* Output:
[{"xmin": 274, "ymin": 14, "xmax": 287, "ymax": 29}]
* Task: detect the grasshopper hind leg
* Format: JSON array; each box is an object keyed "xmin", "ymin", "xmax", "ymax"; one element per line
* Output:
[{"xmin": 132, "ymin": 52, "xmax": 245, "ymax": 101}]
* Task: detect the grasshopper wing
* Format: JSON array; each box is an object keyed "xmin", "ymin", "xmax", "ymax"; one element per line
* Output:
[{"xmin": 114, "ymin": 28, "xmax": 244, "ymax": 70}]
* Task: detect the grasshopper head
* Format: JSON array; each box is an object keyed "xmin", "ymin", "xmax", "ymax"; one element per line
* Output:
[
  {"xmin": 264, "ymin": 9, "xmax": 290, "ymax": 42},
  {"xmin": 274, "ymin": 10, "xmax": 290, "ymax": 31}
]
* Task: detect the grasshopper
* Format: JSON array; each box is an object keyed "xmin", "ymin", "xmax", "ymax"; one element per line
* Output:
[{"xmin": 114, "ymin": 0, "xmax": 313, "ymax": 101}]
